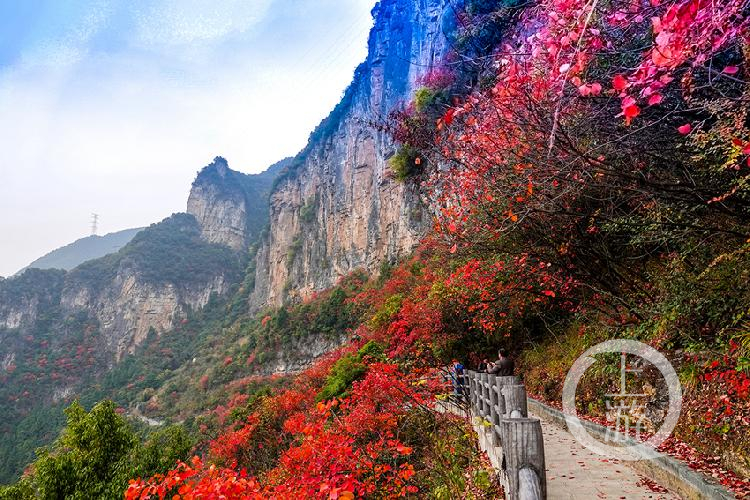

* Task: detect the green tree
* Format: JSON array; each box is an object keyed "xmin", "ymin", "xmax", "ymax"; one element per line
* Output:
[
  {"xmin": 135, "ymin": 425, "xmax": 193, "ymax": 478},
  {"xmin": 0, "ymin": 401, "xmax": 194, "ymax": 499},
  {"xmin": 34, "ymin": 401, "xmax": 136, "ymax": 499}
]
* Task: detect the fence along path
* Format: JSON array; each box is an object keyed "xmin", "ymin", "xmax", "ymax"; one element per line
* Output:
[
  {"xmin": 462, "ymin": 370, "xmax": 546, "ymax": 500},
  {"xmin": 454, "ymin": 370, "xmax": 680, "ymax": 500}
]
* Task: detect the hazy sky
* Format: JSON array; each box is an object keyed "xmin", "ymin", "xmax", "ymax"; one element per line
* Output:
[{"xmin": 0, "ymin": 0, "xmax": 376, "ymax": 277}]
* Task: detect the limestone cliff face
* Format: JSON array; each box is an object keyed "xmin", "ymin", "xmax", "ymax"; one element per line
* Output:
[
  {"xmin": 187, "ymin": 156, "xmax": 289, "ymax": 252},
  {"xmin": 0, "ymin": 269, "xmax": 65, "ymax": 338},
  {"xmin": 251, "ymin": 0, "xmax": 451, "ymax": 307},
  {"xmin": 60, "ymin": 270, "xmax": 229, "ymax": 362},
  {"xmin": 0, "ymin": 214, "xmax": 243, "ymax": 373},
  {"xmin": 187, "ymin": 157, "xmax": 251, "ymax": 251}
]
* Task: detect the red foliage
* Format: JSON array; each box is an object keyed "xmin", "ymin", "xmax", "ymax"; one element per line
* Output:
[
  {"xmin": 127, "ymin": 363, "xmax": 425, "ymax": 498},
  {"xmin": 125, "ymin": 0, "xmax": 750, "ymax": 495},
  {"xmin": 443, "ymin": 256, "xmax": 578, "ymax": 335}
]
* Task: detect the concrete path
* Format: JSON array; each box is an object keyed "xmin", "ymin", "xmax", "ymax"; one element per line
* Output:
[{"xmin": 537, "ymin": 413, "xmax": 679, "ymax": 499}]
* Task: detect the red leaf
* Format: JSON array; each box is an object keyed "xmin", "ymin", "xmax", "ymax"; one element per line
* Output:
[
  {"xmin": 647, "ymin": 93, "xmax": 663, "ymax": 106},
  {"xmin": 722, "ymin": 66, "xmax": 739, "ymax": 75},
  {"xmin": 450, "ymin": 244, "xmax": 458, "ymax": 254},
  {"xmin": 622, "ymin": 103, "xmax": 640, "ymax": 125},
  {"xmin": 396, "ymin": 444, "xmax": 413, "ymax": 455},
  {"xmin": 651, "ymin": 46, "xmax": 673, "ymax": 66},
  {"xmin": 443, "ymin": 108, "xmax": 455, "ymax": 125},
  {"xmin": 677, "ymin": 123, "xmax": 692, "ymax": 135},
  {"xmin": 542, "ymin": 290, "xmax": 556, "ymax": 297},
  {"xmin": 612, "ymin": 74, "xmax": 628, "ymax": 91}
]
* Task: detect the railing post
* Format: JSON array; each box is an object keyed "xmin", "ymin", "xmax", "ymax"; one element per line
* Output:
[
  {"xmin": 502, "ymin": 384, "xmax": 528, "ymax": 418},
  {"xmin": 470, "ymin": 371, "xmax": 478, "ymax": 410},
  {"xmin": 489, "ymin": 375, "xmax": 502, "ymax": 445},
  {"xmin": 495, "ymin": 375, "xmax": 520, "ymax": 414},
  {"xmin": 476, "ymin": 372, "xmax": 482, "ymax": 413},
  {"xmin": 500, "ymin": 417, "xmax": 547, "ymax": 500},
  {"xmin": 461, "ymin": 372, "xmax": 470, "ymax": 405},
  {"xmin": 481, "ymin": 372, "xmax": 490, "ymax": 417}
]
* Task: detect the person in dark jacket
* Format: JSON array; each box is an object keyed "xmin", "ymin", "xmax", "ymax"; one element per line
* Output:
[
  {"xmin": 477, "ymin": 358, "xmax": 489, "ymax": 371},
  {"xmin": 486, "ymin": 349, "xmax": 514, "ymax": 376},
  {"xmin": 450, "ymin": 359, "xmax": 466, "ymax": 402}
]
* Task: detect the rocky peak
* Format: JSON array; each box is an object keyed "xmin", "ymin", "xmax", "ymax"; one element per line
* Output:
[
  {"xmin": 196, "ymin": 156, "xmax": 230, "ymax": 181},
  {"xmin": 187, "ymin": 157, "xmax": 288, "ymax": 253},
  {"xmin": 250, "ymin": 0, "xmax": 451, "ymax": 307}
]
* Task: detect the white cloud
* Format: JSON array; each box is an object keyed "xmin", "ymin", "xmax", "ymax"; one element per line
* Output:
[
  {"xmin": 134, "ymin": 0, "xmax": 275, "ymax": 47},
  {"xmin": 0, "ymin": 0, "xmax": 375, "ymax": 276},
  {"xmin": 17, "ymin": 0, "xmax": 110, "ymax": 70}
]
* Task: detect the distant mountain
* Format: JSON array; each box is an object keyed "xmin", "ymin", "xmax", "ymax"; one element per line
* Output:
[{"xmin": 19, "ymin": 228, "xmax": 144, "ymax": 273}]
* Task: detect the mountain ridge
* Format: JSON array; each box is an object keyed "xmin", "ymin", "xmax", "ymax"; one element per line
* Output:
[{"xmin": 16, "ymin": 228, "xmax": 145, "ymax": 276}]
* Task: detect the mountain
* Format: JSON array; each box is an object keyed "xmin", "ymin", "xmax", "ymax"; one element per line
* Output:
[
  {"xmin": 0, "ymin": 157, "xmax": 282, "ymax": 481},
  {"xmin": 0, "ymin": 0, "xmax": 453, "ymax": 484},
  {"xmin": 188, "ymin": 156, "xmax": 289, "ymax": 251},
  {"xmin": 250, "ymin": 0, "xmax": 452, "ymax": 307},
  {"xmin": 3, "ymin": 0, "xmax": 750, "ymax": 495},
  {"xmin": 19, "ymin": 228, "xmax": 144, "ymax": 274}
]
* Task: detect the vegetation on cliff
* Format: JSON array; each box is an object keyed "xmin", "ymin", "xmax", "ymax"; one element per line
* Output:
[
  {"xmin": 126, "ymin": 0, "xmax": 750, "ymax": 495},
  {"xmin": 69, "ymin": 213, "xmax": 243, "ymax": 290},
  {"xmin": 3, "ymin": 0, "xmax": 750, "ymax": 496}
]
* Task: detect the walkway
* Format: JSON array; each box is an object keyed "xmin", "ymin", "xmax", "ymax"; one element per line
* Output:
[
  {"xmin": 451, "ymin": 369, "xmax": 732, "ymax": 498},
  {"xmin": 537, "ymin": 412, "xmax": 678, "ymax": 499}
]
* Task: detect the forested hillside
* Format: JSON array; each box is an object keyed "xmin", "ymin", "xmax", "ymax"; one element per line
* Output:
[{"xmin": 19, "ymin": 228, "xmax": 144, "ymax": 274}]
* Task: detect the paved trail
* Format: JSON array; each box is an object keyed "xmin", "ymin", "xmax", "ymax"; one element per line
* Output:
[{"xmin": 537, "ymin": 414, "xmax": 680, "ymax": 499}]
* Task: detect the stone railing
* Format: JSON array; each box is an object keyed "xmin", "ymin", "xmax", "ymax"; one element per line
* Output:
[{"xmin": 461, "ymin": 370, "xmax": 547, "ymax": 500}]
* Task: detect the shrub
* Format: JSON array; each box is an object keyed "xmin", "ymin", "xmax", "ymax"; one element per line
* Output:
[
  {"xmin": 389, "ymin": 146, "xmax": 422, "ymax": 181},
  {"xmin": 316, "ymin": 341, "xmax": 385, "ymax": 401},
  {"xmin": 368, "ymin": 294, "xmax": 404, "ymax": 330},
  {"xmin": 316, "ymin": 354, "xmax": 367, "ymax": 402}
]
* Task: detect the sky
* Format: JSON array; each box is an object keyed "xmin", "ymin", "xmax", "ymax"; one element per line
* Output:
[{"xmin": 0, "ymin": 0, "xmax": 376, "ymax": 277}]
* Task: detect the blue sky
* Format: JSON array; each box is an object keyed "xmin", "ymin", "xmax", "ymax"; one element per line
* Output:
[{"xmin": 0, "ymin": 0, "xmax": 376, "ymax": 276}]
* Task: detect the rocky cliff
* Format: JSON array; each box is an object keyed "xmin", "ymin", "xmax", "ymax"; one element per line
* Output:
[
  {"xmin": 0, "ymin": 158, "xmax": 278, "ymax": 371},
  {"xmin": 187, "ymin": 157, "xmax": 286, "ymax": 252},
  {"xmin": 250, "ymin": 0, "xmax": 452, "ymax": 307},
  {"xmin": 187, "ymin": 159, "xmax": 250, "ymax": 251},
  {"xmin": 0, "ymin": 159, "xmax": 279, "ymax": 481},
  {"xmin": 0, "ymin": 269, "xmax": 66, "ymax": 332},
  {"xmin": 0, "ymin": 215, "xmax": 237, "ymax": 370},
  {"xmin": 61, "ymin": 214, "xmax": 241, "ymax": 361}
]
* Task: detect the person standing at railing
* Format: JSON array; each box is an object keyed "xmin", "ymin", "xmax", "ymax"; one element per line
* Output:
[
  {"xmin": 450, "ymin": 359, "xmax": 465, "ymax": 402},
  {"xmin": 486, "ymin": 348, "xmax": 514, "ymax": 376}
]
